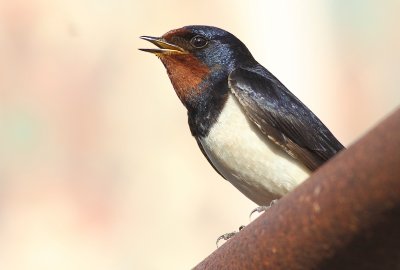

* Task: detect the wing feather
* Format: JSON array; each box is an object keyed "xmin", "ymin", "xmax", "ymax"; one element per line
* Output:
[{"xmin": 228, "ymin": 67, "xmax": 344, "ymax": 171}]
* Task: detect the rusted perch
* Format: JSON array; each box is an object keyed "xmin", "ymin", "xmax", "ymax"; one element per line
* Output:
[{"xmin": 194, "ymin": 108, "xmax": 400, "ymax": 270}]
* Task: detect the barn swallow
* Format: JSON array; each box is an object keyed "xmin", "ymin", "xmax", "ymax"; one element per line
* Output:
[{"xmin": 140, "ymin": 26, "xmax": 345, "ymax": 206}]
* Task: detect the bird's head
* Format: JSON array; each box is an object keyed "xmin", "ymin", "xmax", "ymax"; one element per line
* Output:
[{"xmin": 140, "ymin": 25, "xmax": 255, "ymax": 107}]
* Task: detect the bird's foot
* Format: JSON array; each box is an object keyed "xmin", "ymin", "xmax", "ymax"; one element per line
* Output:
[
  {"xmin": 250, "ymin": 199, "xmax": 278, "ymax": 220},
  {"xmin": 216, "ymin": 225, "xmax": 245, "ymax": 248},
  {"xmin": 215, "ymin": 200, "xmax": 278, "ymax": 247}
]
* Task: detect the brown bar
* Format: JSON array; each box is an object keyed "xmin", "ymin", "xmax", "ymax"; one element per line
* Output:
[{"xmin": 194, "ymin": 108, "xmax": 400, "ymax": 270}]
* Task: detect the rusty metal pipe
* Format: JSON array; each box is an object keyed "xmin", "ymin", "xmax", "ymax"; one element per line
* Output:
[{"xmin": 194, "ymin": 108, "xmax": 400, "ymax": 270}]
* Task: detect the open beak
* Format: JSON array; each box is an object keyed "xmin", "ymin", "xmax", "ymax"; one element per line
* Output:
[{"xmin": 139, "ymin": 36, "xmax": 186, "ymax": 55}]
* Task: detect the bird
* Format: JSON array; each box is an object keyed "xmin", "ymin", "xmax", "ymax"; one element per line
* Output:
[{"xmin": 140, "ymin": 25, "xmax": 345, "ymax": 207}]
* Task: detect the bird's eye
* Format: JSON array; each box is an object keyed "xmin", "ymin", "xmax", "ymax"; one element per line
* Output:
[{"xmin": 190, "ymin": 35, "xmax": 208, "ymax": 48}]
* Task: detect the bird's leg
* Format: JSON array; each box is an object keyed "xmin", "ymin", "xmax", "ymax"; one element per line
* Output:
[
  {"xmin": 216, "ymin": 200, "xmax": 279, "ymax": 247},
  {"xmin": 249, "ymin": 199, "xmax": 278, "ymax": 220},
  {"xmin": 216, "ymin": 225, "xmax": 245, "ymax": 248}
]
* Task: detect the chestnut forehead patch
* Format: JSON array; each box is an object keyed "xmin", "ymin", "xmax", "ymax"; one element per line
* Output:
[
  {"xmin": 162, "ymin": 27, "xmax": 188, "ymax": 39},
  {"xmin": 162, "ymin": 28, "xmax": 193, "ymax": 46}
]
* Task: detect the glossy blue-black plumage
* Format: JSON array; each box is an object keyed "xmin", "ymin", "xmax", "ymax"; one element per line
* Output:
[{"xmin": 182, "ymin": 25, "xmax": 256, "ymax": 73}]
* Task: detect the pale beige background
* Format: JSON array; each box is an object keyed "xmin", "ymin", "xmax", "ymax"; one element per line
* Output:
[{"xmin": 0, "ymin": 0, "xmax": 399, "ymax": 269}]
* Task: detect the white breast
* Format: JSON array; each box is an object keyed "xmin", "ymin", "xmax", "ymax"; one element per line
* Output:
[{"xmin": 199, "ymin": 94, "xmax": 310, "ymax": 205}]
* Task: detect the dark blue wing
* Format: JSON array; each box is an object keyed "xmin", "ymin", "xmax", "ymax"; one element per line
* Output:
[{"xmin": 228, "ymin": 67, "xmax": 345, "ymax": 171}]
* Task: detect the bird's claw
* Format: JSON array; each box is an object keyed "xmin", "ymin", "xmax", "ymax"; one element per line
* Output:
[
  {"xmin": 249, "ymin": 199, "xmax": 278, "ymax": 220},
  {"xmin": 216, "ymin": 225, "xmax": 245, "ymax": 248}
]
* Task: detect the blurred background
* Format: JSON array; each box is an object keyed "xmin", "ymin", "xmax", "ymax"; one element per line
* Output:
[{"xmin": 0, "ymin": 0, "xmax": 399, "ymax": 269}]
